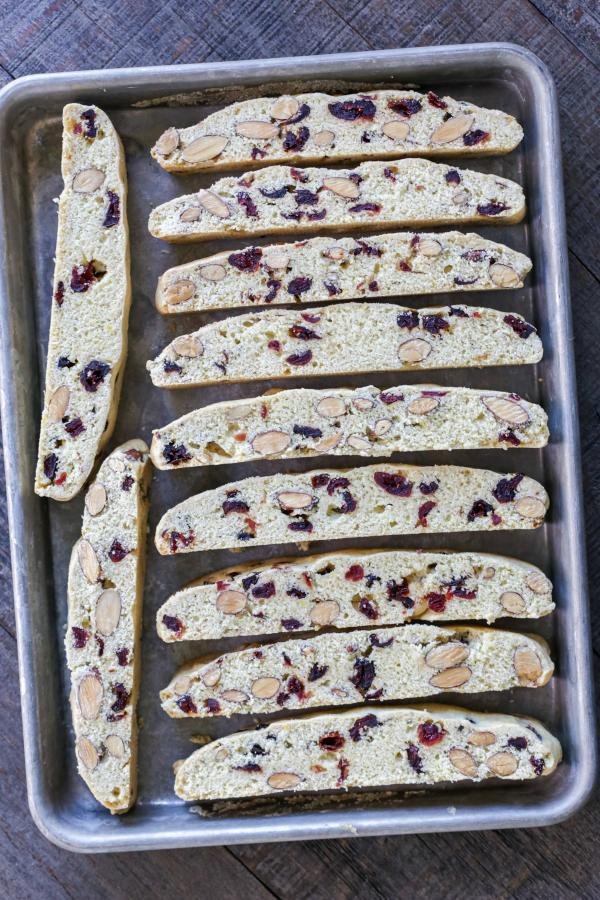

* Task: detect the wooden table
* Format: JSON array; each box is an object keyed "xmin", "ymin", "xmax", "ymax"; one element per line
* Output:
[{"xmin": 1, "ymin": 1, "xmax": 598, "ymax": 896}]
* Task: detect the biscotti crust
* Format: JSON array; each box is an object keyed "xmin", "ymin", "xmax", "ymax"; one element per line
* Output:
[
  {"xmin": 35, "ymin": 104, "xmax": 131, "ymax": 500},
  {"xmin": 66, "ymin": 440, "xmax": 150, "ymax": 814},
  {"xmin": 151, "ymin": 89, "xmax": 523, "ymax": 173}
]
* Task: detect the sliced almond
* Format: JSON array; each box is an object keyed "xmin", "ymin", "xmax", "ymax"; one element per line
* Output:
[
  {"xmin": 525, "ymin": 572, "xmax": 551, "ymax": 595},
  {"xmin": 316, "ymin": 396, "xmax": 346, "ymax": 418},
  {"xmin": 314, "ymin": 129, "xmax": 335, "ymax": 147},
  {"xmin": 315, "ymin": 434, "xmax": 342, "ymax": 453},
  {"xmin": 73, "ymin": 167, "xmax": 105, "ymax": 193},
  {"xmin": 77, "ymin": 672, "xmax": 103, "ymax": 721},
  {"xmin": 468, "ymin": 730, "xmax": 497, "ymax": 747},
  {"xmin": 216, "ymin": 590, "xmax": 246, "ymax": 615},
  {"xmin": 180, "ymin": 207, "xmax": 201, "ymax": 222},
  {"xmin": 398, "ymin": 338, "xmax": 432, "ymax": 364},
  {"xmin": 353, "ymin": 397, "xmax": 375, "ymax": 411},
  {"xmin": 172, "ymin": 335, "xmax": 203, "ymax": 358},
  {"xmin": 310, "ymin": 600, "xmax": 340, "ymax": 626},
  {"xmin": 373, "ymin": 418, "xmax": 392, "ymax": 437},
  {"xmin": 236, "ymin": 120, "xmax": 279, "ymax": 140},
  {"xmin": 425, "ymin": 642, "xmax": 469, "ymax": 670},
  {"xmin": 410, "ymin": 596, "xmax": 429, "ymax": 618},
  {"xmin": 323, "ymin": 177, "xmax": 360, "ymax": 199},
  {"xmin": 48, "ymin": 385, "xmax": 70, "ymax": 423},
  {"xmin": 263, "ymin": 251, "xmax": 289, "ymax": 270},
  {"xmin": 271, "ymin": 96, "xmax": 300, "ymax": 120},
  {"xmin": 154, "ymin": 127, "xmax": 179, "ymax": 156},
  {"xmin": 76, "ymin": 737, "xmax": 99, "ymax": 770},
  {"xmin": 486, "ymin": 751, "xmax": 518, "ymax": 777},
  {"xmin": 78, "ymin": 539, "xmax": 100, "ymax": 583},
  {"xmin": 429, "ymin": 665, "xmax": 472, "ymax": 689},
  {"xmin": 201, "ymin": 666, "xmax": 221, "ymax": 687},
  {"xmin": 199, "ymin": 264, "xmax": 226, "ymax": 282},
  {"xmin": 419, "ymin": 238, "xmax": 442, "ymax": 258},
  {"xmin": 85, "ymin": 482, "xmax": 107, "ymax": 516},
  {"xmin": 277, "ymin": 491, "xmax": 314, "ymax": 510},
  {"xmin": 481, "ymin": 566, "xmax": 496, "ymax": 580},
  {"xmin": 181, "ymin": 135, "xmax": 228, "ymax": 163},
  {"xmin": 198, "ymin": 189, "xmax": 230, "ymax": 219},
  {"xmin": 267, "ymin": 771, "xmax": 301, "ymax": 789},
  {"xmin": 252, "ymin": 430, "xmax": 290, "ymax": 456},
  {"xmin": 251, "ymin": 677, "xmax": 280, "ymax": 699},
  {"xmin": 221, "ymin": 689, "xmax": 248, "ymax": 702},
  {"xmin": 408, "ymin": 396, "xmax": 439, "ymax": 415},
  {"xmin": 500, "ymin": 591, "xmax": 526, "ymax": 614},
  {"xmin": 431, "ymin": 114, "xmax": 474, "ymax": 144},
  {"xmin": 482, "ymin": 396, "xmax": 529, "ymax": 426},
  {"xmin": 165, "ymin": 280, "xmax": 196, "ymax": 305},
  {"xmin": 515, "ymin": 496, "xmax": 546, "ymax": 520},
  {"xmin": 96, "ymin": 589, "xmax": 121, "ymax": 636},
  {"xmin": 489, "ymin": 263, "xmax": 520, "ymax": 288},
  {"xmin": 105, "ymin": 734, "xmax": 126, "ymax": 759},
  {"xmin": 381, "ymin": 120, "xmax": 410, "ymax": 141},
  {"xmin": 514, "ymin": 646, "xmax": 543, "ymax": 683},
  {"xmin": 346, "ymin": 434, "xmax": 371, "ymax": 451},
  {"xmin": 448, "ymin": 747, "xmax": 477, "ymax": 778}
]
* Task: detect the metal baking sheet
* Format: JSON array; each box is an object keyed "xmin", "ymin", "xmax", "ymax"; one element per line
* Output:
[{"xmin": 0, "ymin": 44, "xmax": 595, "ymax": 852}]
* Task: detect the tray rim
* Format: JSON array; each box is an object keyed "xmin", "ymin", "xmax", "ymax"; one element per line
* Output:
[{"xmin": 0, "ymin": 41, "xmax": 595, "ymax": 853}]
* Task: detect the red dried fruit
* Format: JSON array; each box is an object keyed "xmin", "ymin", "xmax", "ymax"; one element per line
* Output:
[
  {"xmin": 237, "ymin": 191, "xmax": 259, "ymax": 218},
  {"xmin": 492, "ymin": 473, "xmax": 524, "ymax": 503},
  {"xmin": 397, "ymin": 260, "xmax": 412, "ymax": 273},
  {"xmin": 287, "ymin": 278, "xmax": 313, "ymax": 297},
  {"xmin": 222, "ymin": 498, "xmax": 250, "ymax": 515},
  {"xmin": 253, "ymin": 581, "xmax": 276, "ymax": 599},
  {"xmin": 241, "ymin": 573, "xmax": 258, "ymax": 590},
  {"xmin": 54, "ymin": 281, "xmax": 65, "ymax": 306},
  {"xmin": 80, "ymin": 108, "xmax": 97, "ymax": 138},
  {"xmin": 290, "ymin": 167, "xmax": 309, "ymax": 182},
  {"xmin": 228, "ymin": 247, "xmax": 262, "ymax": 271},
  {"xmin": 268, "ymin": 339, "xmax": 282, "ymax": 352},
  {"xmin": 477, "ymin": 201, "xmax": 509, "ymax": 216},
  {"xmin": 283, "ymin": 103, "xmax": 310, "ymax": 125},
  {"xmin": 163, "ymin": 359, "xmax": 182, "ymax": 374},
  {"xmin": 443, "ymin": 576, "xmax": 477, "ymax": 600},
  {"xmin": 461, "ymin": 249, "xmax": 487, "ymax": 262},
  {"xmin": 116, "ymin": 647, "xmax": 129, "ymax": 666},
  {"xmin": 311, "ymin": 473, "xmax": 330, "ymax": 488},
  {"xmin": 388, "ymin": 97, "xmax": 422, "ymax": 117},
  {"xmin": 162, "ymin": 615, "xmax": 184, "ymax": 637},
  {"xmin": 234, "ymin": 761, "xmax": 262, "ymax": 772},
  {"xmin": 350, "ymin": 657, "xmax": 376, "ymax": 694},
  {"xmin": 65, "ymin": 417, "xmax": 85, "ymax": 438},
  {"xmin": 374, "ymin": 471, "xmax": 413, "ymax": 497},
  {"xmin": 177, "ymin": 695, "xmax": 197, "ymax": 714},
  {"xmin": 407, "ymin": 744, "xmax": 424, "ymax": 773},
  {"xmin": 464, "ymin": 129, "xmax": 490, "ymax": 146},
  {"xmin": 287, "ymin": 586, "xmax": 307, "ymax": 598},
  {"xmin": 72, "ymin": 626, "xmax": 89, "ymax": 648},
  {"xmin": 365, "ymin": 573, "xmax": 381, "ymax": 588},
  {"xmin": 282, "ymin": 126, "xmax": 310, "ymax": 152},
  {"xmin": 508, "ymin": 736, "xmax": 528, "ymax": 750},
  {"xmin": 108, "ymin": 539, "xmax": 129, "ymax": 562},
  {"xmin": 530, "ymin": 756, "xmax": 545, "ymax": 775},
  {"xmin": 319, "ymin": 731, "xmax": 345, "ymax": 751},
  {"xmin": 419, "ymin": 481, "xmax": 439, "ymax": 495},
  {"xmin": 379, "ymin": 391, "xmax": 404, "ymax": 405},
  {"xmin": 349, "ymin": 202, "xmax": 381, "ymax": 215},
  {"xmin": 397, "ymin": 310, "xmax": 419, "ymax": 329},
  {"xmin": 168, "ymin": 529, "xmax": 195, "ymax": 553},
  {"xmin": 503, "ymin": 314, "xmax": 535, "ymax": 339},
  {"xmin": 324, "ymin": 280, "xmax": 341, "ymax": 296},
  {"xmin": 260, "ymin": 185, "xmax": 288, "ymax": 199},
  {"xmin": 79, "ymin": 359, "xmax": 110, "ymax": 392},
  {"xmin": 70, "ymin": 260, "xmax": 103, "ymax": 292},
  {"xmin": 422, "ymin": 314, "xmax": 449, "ymax": 335},
  {"xmin": 418, "ymin": 722, "xmax": 446, "ymax": 746},
  {"xmin": 349, "ymin": 713, "xmax": 381, "ymax": 742},
  {"xmin": 251, "ymin": 146, "xmax": 267, "ymax": 160},
  {"xmin": 383, "ymin": 167, "xmax": 397, "ymax": 182},
  {"xmin": 95, "ymin": 635, "xmax": 105, "ymax": 657},
  {"xmin": 286, "ymin": 349, "xmax": 312, "ymax": 366},
  {"xmin": 250, "ymin": 743, "xmax": 267, "ymax": 756},
  {"xmin": 426, "ymin": 592, "xmax": 446, "ymax": 613},
  {"xmin": 308, "ymin": 662, "xmax": 328, "ymax": 681},
  {"xmin": 328, "ymin": 98, "xmax": 376, "ymax": 121},
  {"xmin": 103, "ymin": 191, "xmax": 120, "ymax": 227},
  {"xmin": 288, "ymin": 519, "xmax": 313, "ymax": 533},
  {"xmin": 121, "ymin": 475, "xmax": 134, "ymax": 492},
  {"xmin": 361, "ymin": 131, "xmax": 372, "ymax": 143},
  {"xmin": 43, "ymin": 453, "xmax": 59, "ymax": 483},
  {"xmin": 336, "ymin": 758, "xmax": 350, "ymax": 785},
  {"xmin": 445, "ymin": 169, "xmax": 461, "ymax": 185},
  {"xmin": 369, "ymin": 633, "xmax": 393, "ymax": 649},
  {"xmin": 162, "ymin": 440, "xmax": 192, "ymax": 466},
  {"xmin": 111, "ymin": 682, "xmax": 130, "ymax": 713},
  {"xmin": 357, "ymin": 597, "xmax": 379, "ymax": 620},
  {"xmin": 205, "ymin": 698, "xmax": 221, "ymax": 713},
  {"xmin": 57, "ymin": 356, "xmax": 75, "ymax": 368},
  {"xmin": 287, "ymin": 676, "xmax": 307, "ymax": 700},
  {"xmin": 454, "ymin": 276, "xmax": 477, "ymax": 285},
  {"xmin": 427, "ymin": 91, "xmax": 447, "ymax": 109},
  {"xmin": 293, "ymin": 424, "xmax": 323, "ymax": 439},
  {"xmin": 352, "ymin": 239, "xmax": 382, "ymax": 257},
  {"xmin": 333, "ymin": 490, "xmax": 356, "ymax": 514},
  {"xmin": 449, "ymin": 306, "xmax": 469, "ymax": 317},
  {"xmin": 386, "ymin": 578, "xmax": 413, "ymax": 608},
  {"xmin": 368, "ymin": 279, "xmax": 379, "ymax": 291},
  {"xmin": 467, "ymin": 499, "xmax": 494, "ymax": 522},
  {"xmin": 417, "ymin": 499, "xmax": 436, "ymax": 526},
  {"xmin": 499, "ymin": 429, "xmax": 521, "ymax": 446},
  {"xmin": 295, "ymin": 189, "xmax": 319, "ymax": 205},
  {"xmin": 345, "ymin": 564, "xmax": 364, "ymax": 582}
]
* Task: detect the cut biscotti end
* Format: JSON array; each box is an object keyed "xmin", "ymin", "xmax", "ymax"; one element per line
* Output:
[
  {"xmin": 156, "ymin": 549, "xmax": 554, "ymax": 642},
  {"xmin": 151, "ymin": 89, "xmax": 523, "ymax": 174},
  {"xmin": 35, "ymin": 103, "xmax": 130, "ymax": 501},
  {"xmin": 67, "ymin": 439, "xmax": 150, "ymax": 814},
  {"xmin": 174, "ymin": 704, "xmax": 561, "ymax": 802},
  {"xmin": 155, "ymin": 463, "xmax": 549, "ymax": 556},
  {"xmin": 147, "ymin": 158, "xmax": 525, "ymax": 244},
  {"xmin": 155, "ymin": 231, "xmax": 532, "ymax": 315},
  {"xmin": 147, "ymin": 302, "xmax": 542, "ymax": 390},
  {"xmin": 160, "ymin": 624, "xmax": 553, "ymax": 720},
  {"xmin": 150, "ymin": 385, "xmax": 548, "ymax": 471}
]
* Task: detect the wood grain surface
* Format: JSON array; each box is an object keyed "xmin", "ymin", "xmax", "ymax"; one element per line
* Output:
[{"xmin": 1, "ymin": 1, "xmax": 599, "ymax": 897}]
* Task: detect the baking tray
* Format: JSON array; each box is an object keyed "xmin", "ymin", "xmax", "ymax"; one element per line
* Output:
[{"xmin": 0, "ymin": 44, "xmax": 595, "ymax": 852}]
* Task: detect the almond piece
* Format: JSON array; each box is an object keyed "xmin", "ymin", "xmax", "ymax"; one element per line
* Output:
[
  {"xmin": 277, "ymin": 491, "xmax": 314, "ymax": 510},
  {"xmin": 310, "ymin": 600, "xmax": 340, "ymax": 626},
  {"xmin": 172, "ymin": 335, "xmax": 203, "ymax": 358},
  {"xmin": 448, "ymin": 747, "xmax": 477, "ymax": 777},
  {"xmin": 105, "ymin": 734, "xmax": 126, "ymax": 758},
  {"xmin": 174, "ymin": 675, "xmax": 192, "ymax": 694},
  {"xmin": 198, "ymin": 189, "xmax": 230, "ymax": 218},
  {"xmin": 452, "ymin": 189, "xmax": 471, "ymax": 206},
  {"xmin": 316, "ymin": 396, "xmax": 346, "ymax": 418},
  {"xmin": 96, "ymin": 589, "xmax": 121, "ymax": 636},
  {"xmin": 73, "ymin": 167, "xmax": 105, "ymax": 193},
  {"xmin": 482, "ymin": 396, "xmax": 529, "ymax": 426},
  {"xmin": 515, "ymin": 496, "xmax": 546, "ymax": 520},
  {"xmin": 48, "ymin": 385, "xmax": 70, "ymax": 423},
  {"xmin": 76, "ymin": 736, "xmax": 99, "ymax": 770},
  {"xmin": 267, "ymin": 771, "xmax": 301, "ymax": 789},
  {"xmin": 500, "ymin": 591, "xmax": 526, "ymax": 614},
  {"xmin": 215, "ymin": 747, "xmax": 230, "ymax": 761},
  {"xmin": 271, "ymin": 96, "xmax": 299, "ymax": 120},
  {"xmin": 514, "ymin": 646, "xmax": 543, "ymax": 683},
  {"xmin": 199, "ymin": 264, "xmax": 226, "ymax": 282},
  {"xmin": 486, "ymin": 751, "xmax": 518, "ymax": 777},
  {"xmin": 408, "ymin": 396, "xmax": 439, "ymax": 415},
  {"xmin": 165, "ymin": 280, "xmax": 196, "ymax": 305},
  {"xmin": 315, "ymin": 434, "xmax": 342, "ymax": 453},
  {"xmin": 221, "ymin": 689, "xmax": 248, "ymax": 702},
  {"xmin": 182, "ymin": 135, "xmax": 228, "ymax": 163},
  {"xmin": 323, "ymin": 177, "xmax": 360, "ymax": 199},
  {"xmin": 425, "ymin": 642, "xmax": 469, "ymax": 670},
  {"xmin": 398, "ymin": 338, "xmax": 432, "ymax": 364},
  {"xmin": 323, "ymin": 246, "xmax": 348, "ymax": 261},
  {"xmin": 216, "ymin": 591, "xmax": 246, "ymax": 614},
  {"xmin": 526, "ymin": 572, "xmax": 551, "ymax": 595},
  {"xmin": 419, "ymin": 238, "xmax": 442, "ymax": 257},
  {"xmin": 252, "ymin": 430, "xmax": 290, "ymax": 456},
  {"xmin": 77, "ymin": 672, "xmax": 103, "ymax": 720},
  {"xmin": 154, "ymin": 127, "xmax": 179, "ymax": 156},
  {"xmin": 481, "ymin": 566, "xmax": 496, "ymax": 580},
  {"xmin": 346, "ymin": 434, "xmax": 371, "ymax": 451},
  {"xmin": 489, "ymin": 263, "xmax": 520, "ymax": 288},
  {"xmin": 78, "ymin": 539, "xmax": 100, "ymax": 583},
  {"xmin": 410, "ymin": 596, "xmax": 429, "ymax": 617},
  {"xmin": 201, "ymin": 666, "xmax": 221, "ymax": 687},
  {"xmin": 180, "ymin": 207, "xmax": 201, "ymax": 222},
  {"xmin": 468, "ymin": 730, "xmax": 497, "ymax": 747},
  {"xmin": 314, "ymin": 129, "xmax": 335, "ymax": 147},
  {"xmin": 373, "ymin": 418, "xmax": 392, "ymax": 436},
  {"xmin": 381, "ymin": 120, "xmax": 410, "ymax": 141},
  {"xmin": 353, "ymin": 397, "xmax": 375, "ymax": 411},
  {"xmin": 429, "ymin": 665, "xmax": 472, "ymax": 689},
  {"xmin": 263, "ymin": 252, "xmax": 289, "ymax": 270},
  {"xmin": 432, "ymin": 114, "xmax": 474, "ymax": 144},
  {"xmin": 236, "ymin": 121, "xmax": 279, "ymax": 140},
  {"xmin": 85, "ymin": 482, "xmax": 107, "ymax": 516},
  {"xmin": 251, "ymin": 677, "xmax": 280, "ymax": 699}
]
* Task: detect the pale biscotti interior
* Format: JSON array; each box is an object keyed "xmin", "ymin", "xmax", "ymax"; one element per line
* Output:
[
  {"xmin": 147, "ymin": 302, "xmax": 542, "ymax": 389},
  {"xmin": 151, "ymin": 88, "xmax": 523, "ymax": 173},
  {"xmin": 155, "ymin": 230, "xmax": 532, "ymax": 314},
  {"xmin": 156, "ymin": 549, "xmax": 554, "ymax": 642},
  {"xmin": 161, "ymin": 624, "xmax": 553, "ymax": 719},
  {"xmin": 150, "ymin": 385, "xmax": 548, "ymax": 471},
  {"xmin": 147, "ymin": 158, "xmax": 525, "ymax": 243},
  {"xmin": 155, "ymin": 463, "xmax": 548, "ymax": 555},
  {"xmin": 174, "ymin": 705, "xmax": 561, "ymax": 802},
  {"xmin": 35, "ymin": 103, "xmax": 131, "ymax": 501},
  {"xmin": 66, "ymin": 440, "xmax": 150, "ymax": 814}
]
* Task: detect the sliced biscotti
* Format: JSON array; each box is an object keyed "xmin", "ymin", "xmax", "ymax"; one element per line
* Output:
[
  {"xmin": 148, "ymin": 159, "xmax": 525, "ymax": 243},
  {"xmin": 151, "ymin": 385, "xmax": 548, "ymax": 471},
  {"xmin": 161, "ymin": 624, "xmax": 553, "ymax": 719},
  {"xmin": 155, "ymin": 464, "xmax": 548, "ymax": 556},
  {"xmin": 151, "ymin": 89, "xmax": 523, "ymax": 173},
  {"xmin": 155, "ymin": 231, "xmax": 531, "ymax": 314},
  {"xmin": 147, "ymin": 303, "xmax": 542, "ymax": 389},
  {"xmin": 35, "ymin": 104, "xmax": 131, "ymax": 501},
  {"xmin": 66, "ymin": 440, "xmax": 150, "ymax": 814},
  {"xmin": 157, "ymin": 549, "xmax": 554, "ymax": 642},
  {"xmin": 174, "ymin": 705, "xmax": 561, "ymax": 801}
]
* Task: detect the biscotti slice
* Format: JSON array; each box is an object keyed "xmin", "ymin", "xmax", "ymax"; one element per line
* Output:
[
  {"xmin": 161, "ymin": 624, "xmax": 553, "ymax": 720},
  {"xmin": 156, "ymin": 231, "xmax": 531, "ymax": 314},
  {"xmin": 155, "ymin": 463, "xmax": 548, "ymax": 555},
  {"xmin": 66, "ymin": 440, "xmax": 150, "ymax": 814},
  {"xmin": 147, "ymin": 303, "xmax": 541, "ymax": 389},
  {"xmin": 174, "ymin": 705, "xmax": 561, "ymax": 801},
  {"xmin": 148, "ymin": 159, "xmax": 525, "ymax": 243},
  {"xmin": 151, "ymin": 385, "xmax": 548, "ymax": 471},
  {"xmin": 35, "ymin": 104, "xmax": 131, "ymax": 501},
  {"xmin": 157, "ymin": 549, "xmax": 554, "ymax": 642},
  {"xmin": 151, "ymin": 89, "xmax": 523, "ymax": 173}
]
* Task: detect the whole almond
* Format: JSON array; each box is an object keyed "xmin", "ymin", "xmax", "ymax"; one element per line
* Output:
[
  {"xmin": 398, "ymin": 338, "xmax": 432, "ymax": 364},
  {"xmin": 323, "ymin": 177, "xmax": 360, "ymax": 199},
  {"xmin": 408, "ymin": 396, "xmax": 439, "ymax": 415},
  {"xmin": 76, "ymin": 736, "xmax": 99, "ymax": 770},
  {"xmin": 525, "ymin": 572, "xmax": 551, "ymax": 595},
  {"xmin": 514, "ymin": 646, "xmax": 543, "ymax": 683},
  {"xmin": 180, "ymin": 207, "xmax": 201, "ymax": 222},
  {"xmin": 277, "ymin": 491, "xmax": 314, "ymax": 510},
  {"xmin": 251, "ymin": 677, "xmax": 280, "ymax": 699},
  {"xmin": 252, "ymin": 430, "xmax": 290, "ymax": 456},
  {"xmin": 486, "ymin": 751, "xmax": 518, "ymax": 777},
  {"xmin": 346, "ymin": 434, "xmax": 370, "ymax": 451},
  {"xmin": 73, "ymin": 167, "xmax": 105, "ymax": 193},
  {"xmin": 489, "ymin": 263, "xmax": 520, "ymax": 288},
  {"xmin": 271, "ymin": 96, "xmax": 300, "ymax": 120},
  {"xmin": 482, "ymin": 396, "xmax": 529, "ymax": 426},
  {"xmin": 373, "ymin": 418, "xmax": 392, "ymax": 436},
  {"xmin": 216, "ymin": 590, "xmax": 246, "ymax": 614},
  {"xmin": 174, "ymin": 675, "xmax": 192, "ymax": 694},
  {"xmin": 315, "ymin": 434, "xmax": 342, "ymax": 453},
  {"xmin": 199, "ymin": 263, "xmax": 227, "ymax": 282},
  {"xmin": 78, "ymin": 539, "xmax": 100, "ymax": 583},
  {"xmin": 500, "ymin": 591, "xmax": 526, "ymax": 614},
  {"xmin": 165, "ymin": 280, "xmax": 196, "ymax": 304},
  {"xmin": 77, "ymin": 672, "xmax": 103, "ymax": 720},
  {"xmin": 201, "ymin": 666, "xmax": 221, "ymax": 687},
  {"xmin": 96, "ymin": 589, "xmax": 121, "ymax": 636},
  {"xmin": 48, "ymin": 385, "xmax": 70, "ymax": 423},
  {"xmin": 452, "ymin": 188, "xmax": 471, "ymax": 206},
  {"xmin": 468, "ymin": 730, "xmax": 497, "ymax": 747},
  {"xmin": 235, "ymin": 121, "xmax": 279, "ymax": 140},
  {"xmin": 198, "ymin": 189, "xmax": 230, "ymax": 218},
  {"xmin": 515, "ymin": 496, "xmax": 546, "ymax": 520},
  {"xmin": 181, "ymin": 135, "xmax": 228, "ymax": 163},
  {"xmin": 85, "ymin": 482, "xmax": 107, "ymax": 516},
  {"xmin": 105, "ymin": 734, "xmax": 126, "ymax": 758},
  {"xmin": 419, "ymin": 238, "xmax": 442, "ymax": 257},
  {"xmin": 353, "ymin": 397, "xmax": 375, "ymax": 411},
  {"xmin": 310, "ymin": 600, "xmax": 340, "ymax": 626},
  {"xmin": 425, "ymin": 642, "xmax": 469, "ymax": 670},
  {"xmin": 448, "ymin": 747, "xmax": 477, "ymax": 777},
  {"xmin": 313, "ymin": 129, "xmax": 335, "ymax": 147},
  {"xmin": 429, "ymin": 665, "xmax": 472, "ymax": 689},
  {"xmin": 172, "ymin": 335, "xmax": 203, "ymax": 358},
  {"xmin": 431, "ymin": 114, "xmax": 474, "ymax": 144},
  {"xmin": 221, "ymin": 689, "xmax": 248, "ymax": 702},
  {"xmin": 381, "ymin": 120, "xmax": 410, "ymax": 141},
  {"xmin": 316, "ymin": 396, "xmax": 346, "ymax": 418},
  {"xmin": 154, "ymin": 127, "xmax": 179, "ymax": 156},
  {"xmin": 267, "ymin": 771, "xmax": 301, "ymax": 789}
]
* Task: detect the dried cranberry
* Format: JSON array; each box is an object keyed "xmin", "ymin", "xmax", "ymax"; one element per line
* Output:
[
  {"xmin": 467, "ymin": 499, "xmax": 494, "ymax": 522},
  {"xmin": 324, "ymin": 280, "xmax": 341, "ymax": 296},
  {"xmin": 120, "ymin": 474, "xmax": 134, "ymax": 492},
  {"xmin": 295, "ymin": 189, "xmax": 318, "ymax": 205},
  {"xmin": 407, "ymin": 744, "xmax": 424, "ymax": 773},
  {"xmin": 504, "ymin": 314, "xmax": 535, "ymax": 339},
  {"xmin": 288, "ymin": 519, "xmax": 313, "ymax": 533},
  {"xmin": 369, "ymin": 633, "xmax": 393, "ymax": 649},
  {"xmin": 54, "ymin": 281, "xmax": 65, "ymax": 306},
  {"xmin": 162, "ymin": 615, "xmax": 184, "ymax": 637},
  {"xmin": 280, "ymin": 616, "xmax": 303, "ymax": 633},
  {"xmin": 443, "ymin": 576, "xmax": 477, "ymax": 600},
  {"xmin": 508, "ymin": 736, "xmax": 528, "ymax": 751},
  {"xmin": 72, "ymin": 626, "xmax": 89, "ymax": 648},
  {"xmin": 79, "ymin": 359, "xmax": 110, "ymax": 392},
  {"xmin": 417, "ymin": 500, "xmax": 436, "ymax": 526},
  {"xmin": 311, "ymin": 473, "xmax": 330, "ymax": 489},
  {"xmin": 293, "ymin": 424, "xmax": 322, "ymax": 439},
  {"xmin": 307, "ymin": 208, "xmax": 327, "ymax": 221},
  {"xmin": 251, "ymin": 146, "xmax": 267, "ymax": 160},
  {"xmin": 374, "ymin": 471, "xmax": 413, "ymax": 497},
  {"xmin": 287, "ymin": 676, "xmax": 307, "ymax": 700},
  {"xmin": 282, "ymin": 126, "xmax": 309, "ymax": 152},
  {"xmin": 378, "ymin": 391, "xmax": 404, "ymax": 405},
  {"xmin": 361, "ymin": 131, "xmax": 372, "ymax": 143},
  {"xmin": 43, "ymin": 453, "xmax": 59, "ymax": 482},
  {"xmin": 237, "ymin": 191, "xmax": 259, "ymax": 218},
  {"xmin": 260, "ymin": 185, "xmax": 288, "ymax": 199},
  {"xmin": 287, "ymin": 585, "xmax": 307, "ymax": 598},
  {"xmin": 222, "ymin": 499, "xmax": 250, "ymax": 516},
  {"xmin": 350, "ymin": 657, "xmax": 376, "ymax": 694},
  {"xmin": 205, "ymin": 698, "xmax": 221, "ymax": 714},
  {"xmin": 115, "ymin": 647, "xmax": 129, "ymax": 666},
  {"xmin": 283, "ymin": 102, "xmax": 310, "ymax": 125},
  {"xmin": 268, "ymin": 339, "xmax": 282, "ymax": 352},
  {"xmin": 333, "ymin": 490, "xmax": 356, "ymax": 514},
  {"xmin": 345, "ymin": 564, "xmax": 364, "ymax": 582},
  {"xmin": 287, "ymin": 278, "xmax": 313, "ymax": 297},
  {"xmin": 70, "ymin": 260, "xmax": 103, "ymax": 292},
  {"xmin": 324, "ymin": 477, "xmax": 348, "ymax": 496},
  {"xmin": 168, "ymin": 529, "xmax": 195, "ymax": 553},
  {"xmin": 103, "ymin": 191, "xmax": 120, "ymax": 227},
  {"xmin": 445, "ymin": 169, "xmax": 461, "ymax": 185},
  {"xmin": 449, "ymin": 306, "xmax": 469, "ymax": 317},
  {"xmin": 328, "ymin": 98, "xmax": 376, "ymax": 121},
  {"xmin": 228, "ymin": 247, "xmax": 262, "ymax": 271},
  {"xmin": 352, "ymin": 239, "xmax": 382, "ymax": 257},
  {"xmin": 301, "ymin": 312, "xmax": 321, "ymax": 323},
  {"xmin": 290, "ymin": 167, "xmax": 309, "ymax": 182},
  {"xmin": 365, "ymin": 573, "xmax": 381, "ymax": 588},
  {"xmin": 477, "ymin": 201, "xmax": 509, "ymax": 216},
  {"xmin": 65, "ymin": 417, "xmax": 85, "ymax": 437},
  {"xmin": 241, "ymin": 573, "xmax": 258, "ymax": 591},
  {"xmin": 426, "ymin": 592, "xmax": 446, "ymax": 613},
  {"xmin": 368, "ymin": 280, "xmax": 379, "ymax": 291},
  {"xmin": 357, "ymin": 597, "xmax": 378, "ymax": 619},
  {"xmin": 427, "ymin": 91, "xmax": 447, "ymax": 109},
  {"xmin": 530, "ymin": 756, "xmax": 545, "ymax": 775},
  {"xmin": 108, "ymin": 539, "xmax": 129, "ymax": 562},
  {"xmin": 422, "ymin": 314, "xmax": 449, "ymax": 335},
  {"xmin": 111, "ymin": 682, "xmax": 130, "ymax": 713},
  {"xmin": 289, "ymin": 324, "xmax": 319, "ymax": 342},
  {"xmin": 386, "ymin": 578, "xmax": 412, "ymax": 608},
  {"xmin": 163, "ymin": 358, "xmax": 182, "ymax": 374},
  {"xmin": 308, "ymin": 662, "xmax": 328, "ymax": 681},
  {"xmin": 80, "ymin": 108, "xmax": 97, "ymax": 138},
  {"xmin": 418, "ymin": 722, "xmax": 446, "ymax": 746},
  {"xmin": 286, "ymin": 349, "xmax": 312, "ymax": 366},
  {"xmin": 397, "ymin": 310, "xmax": 419, "ymax": 329},
  {"xmin": 253, "ymin": 580, "xmax": 275, "ymax": 599},
  {"xmin": 461, "ymin": 249, "xmax": 487, "ymax": 262},
  {"xmin": 492, "ymin": 473, "xmax": 523, "ymax": 503},
  {"xmin": 463, "ymin": 129, "xmax": 489, "ymax": 146},
  {"xmin": 319, "ymin": 731, "xmax": 345, "ymax": 751},
  {"xmin": 388, "ymin": 97, "xmax": 422, "ymax": 117},
  {"xmin": 349, "ymin": 202, "xmax": 381, "ymax": 215},
  {"xmin": 349, "ymin": 713, "xmax": 381, "ymax": 742},
  {"xmin": 499, "ymin": 429, "xmax": 521, "ymax": 446},
  {"xmin": 234, "ymin": 761, "xmax": 262, "ymax": 772},
  {"xmin": 337, "ymin": 757, "xmax": 350, "ymax": 784},
  {"xmin": 419, "ymin": 481, "xmax": 439, "ymax": 495},
  {"xmin": 57, "ymin": 355, "xmax": 75, "ymax": 368},
  {"xmin": 162, "ymin": 440, "xmax": 192, "ymax": 466},
  {"xmin": 383, "ymin": 167, "xmax": 397, "ymax": 182},
  {"xmin": 454, "ymin": 276, "xmax": 477, "ymax": 285},
  {"xmin": 177, "ymin": 694, "xmax": 197, "ymax": 714},
  {"xmin": 250, "ymin": 743, "xmax": 267, "ymax": 756}
]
